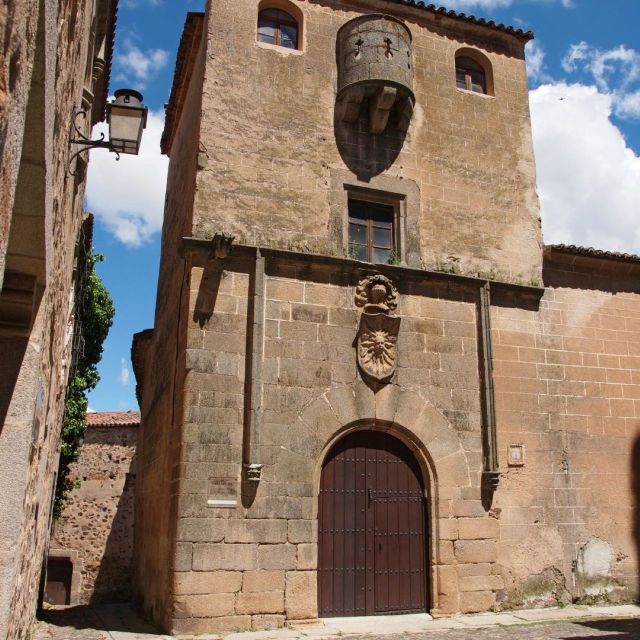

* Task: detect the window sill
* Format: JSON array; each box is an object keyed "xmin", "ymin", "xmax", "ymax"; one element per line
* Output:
[
  {"xmin": 456, "ymin": 87, "xmax": 495, "ymax": 99},
  {"xmin": 256, "ymin": 41, "xmax": 304, "ymax": 55}
]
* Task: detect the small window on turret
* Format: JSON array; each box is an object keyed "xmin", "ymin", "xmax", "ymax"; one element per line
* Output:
[{"xmin": 258, "ymin": 8, "xmax": 299, "ymax": 49}]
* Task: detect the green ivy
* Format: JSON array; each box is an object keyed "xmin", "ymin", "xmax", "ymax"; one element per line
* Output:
[{"xmin": 53, "ymin": 250, "xmax": 114, "ymax": 519}]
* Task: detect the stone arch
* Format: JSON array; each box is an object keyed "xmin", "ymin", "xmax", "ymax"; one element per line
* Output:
[
  {"xmin": 290, "ymin": 380, "xmax": 472, "ymax": 517},
  {"xmin": 454, "ymin": 46, "xmax": 495, "ymax": 96},
  {"xmin": 256, "ymin": 0, "xmax": 305, "ymax": 52},
  {"xmin": 285, "ymin": 380, "xmax": 474, "ymax": 616}
]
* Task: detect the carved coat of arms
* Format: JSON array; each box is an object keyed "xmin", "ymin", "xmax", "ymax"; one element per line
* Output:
[{"xmin": 355, "ymin": 275, "xmax": 400, "ymax": 386}]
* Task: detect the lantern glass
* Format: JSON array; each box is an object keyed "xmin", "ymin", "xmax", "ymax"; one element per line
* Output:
[{"xmin": 107, "ymin": 89, "xmax": 148, "ymax": 155}]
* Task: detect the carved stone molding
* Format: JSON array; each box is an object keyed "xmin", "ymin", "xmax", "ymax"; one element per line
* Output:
[{"xmin": 355, "ymin": 274, "xmax": 400, "ymax": 387}]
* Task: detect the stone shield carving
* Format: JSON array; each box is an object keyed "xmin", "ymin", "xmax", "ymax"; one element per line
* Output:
[
  {"xmin": 357, "ymin": 313, "xmax": 401, "ymax": 382},
  {"xmin": 355, "ymin": 274, "xmax": 400, "ymax": 385}
]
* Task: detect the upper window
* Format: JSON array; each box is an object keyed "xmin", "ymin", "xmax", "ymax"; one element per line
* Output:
[
  {"xmin": 258, "ymin": 8, "xmax": 299, "ymax": 49},
  {"xmin": 348, "ymin": 199, "xmax": 395, "ymax": 264},
  {"xmin": 456, "ymin": 56, "xmax": 486, "ymax": 94}
]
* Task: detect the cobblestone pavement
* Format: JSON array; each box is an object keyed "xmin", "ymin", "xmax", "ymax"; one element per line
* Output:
[
  {"xmin": 347, "ymin": 618, "xmax": 640, "ymax": 639},
  {"xmin": 32, "ymin": 604, "xmax": 640, "ymax": 640}
]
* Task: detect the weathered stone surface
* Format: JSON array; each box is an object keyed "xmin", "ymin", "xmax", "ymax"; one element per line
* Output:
[
  {"xmin": 258, "ymin": 544, "xmax": 297, "ymax": 571},
  {"xmin": 174, "ymin": 571, "xmax": 242, "ymax": 595},
  {"xmin": 192, "ymin": 544, "xmax": 258, "ymax": 571},
  {"xmin": 174, "ymin": 592, "xmax": 235, "ymax": 618},
  {"xmin": 459, "ymin": 574, "xmax": 504, "ymax": 592},
  {"xmin": 458, "ymin": 518, "xmax": 499, "ymax": 541},
  {"xmin": 226, "ymin": 519, "xmax": 287, "ymax": 544},
  {"xmin": 285, "ymin": 571, "xmax": 318, "ymax": 620},
  {"xmin": 243, "ymin": 571, "xmax": 286, "ymax": 593},
  {"xmin": 296, "ymin": 544, "xmax": 317, "ymax": 570},
  {"xmin": 460, "ymin": 590, "xmax": 496, "ymax": 613},
  {"xmin": 236, "ymin": 590, "xmax": 285, "ymax": 615},
  {"xmin": 455, "ymin": 540, "xmax": 498, "ymax": 564}
]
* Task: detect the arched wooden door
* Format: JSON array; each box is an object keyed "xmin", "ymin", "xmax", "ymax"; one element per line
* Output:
[{"xmin": 318, "ymin": 430, "xmax": 429, "ymax": 617}]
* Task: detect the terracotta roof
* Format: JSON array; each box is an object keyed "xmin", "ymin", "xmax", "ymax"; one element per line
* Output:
[
  {"xmin": 86, "ymin": 411, "xmax": 140, "ymax": 427},
  {"xmin": 161, "ymin": 12, "xmax": 205, "ymax": 155},
  {"xmin": 385, "ymin": 1, "xmax": 534, "ymax": 40},
  {"xmin": 545, "ymin": 244, "xmax": 640, "ymax": 265}
]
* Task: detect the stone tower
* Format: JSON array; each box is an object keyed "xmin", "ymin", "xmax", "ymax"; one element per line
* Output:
[{"xmin": 133, "ymin": 1, "xmax": 640, "ymax": 634}]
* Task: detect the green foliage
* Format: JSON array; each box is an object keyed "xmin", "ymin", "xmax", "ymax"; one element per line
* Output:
[
  {"xmin": 434, "ymin": 255, "xmax": 461, "ymax": 274},
  {"xmin": 387, "ymin": 250, "xmax": 401, "ymax": 266},
  {"xmin": 53, "ymin": 250, "xmax": 114, "ymax": 518}
]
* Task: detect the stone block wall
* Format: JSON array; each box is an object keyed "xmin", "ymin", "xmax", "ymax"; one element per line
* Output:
[
  {"xmin": 135, "ymin": 1, "xmax": 640, "ymax": 635},
  {"xmin": 50, "ymin": 415, "xmax": 139, "ymax": 604},
  {"xmin": 155, "ymin": 251, "xmax": 510, "ymax": 634},
  {"xmin": 132, "ymin": 10, "xmax": 207, "ymax": 631}
]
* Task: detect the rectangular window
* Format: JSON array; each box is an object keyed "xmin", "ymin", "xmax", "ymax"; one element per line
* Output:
[{"xmin": 348, "ymin": 199, "xmax": 395, "ymax": 264}]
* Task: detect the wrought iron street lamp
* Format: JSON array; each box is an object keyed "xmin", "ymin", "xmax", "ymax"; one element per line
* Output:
[{"xmin": 68, "ymin": 89, "xmax": 148, "ymax": 174}]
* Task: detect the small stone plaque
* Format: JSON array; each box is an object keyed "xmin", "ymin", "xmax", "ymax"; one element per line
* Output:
[
  {"xmin": 508, "ymin": 443, "xmax": 525, "ymax": 466},
  {"xmin": 207, "ymin": 498, "xmax": 237, "ymax": 508}
]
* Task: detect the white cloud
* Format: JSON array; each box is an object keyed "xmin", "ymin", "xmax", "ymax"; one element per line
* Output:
[
  {"xmin": 561, "ymin": 42, "xmax": 640, "ymax": 119},
  {"xmin": 616, "ymin": 90, "xmax": 640, "ymax": 119},
  {"xmin": 122, "ymin": 0, "xmax": 163, "ymax": 9},
  {"xmin": 525, "ymin": 40, "xmax": 552, "ymax": 83},
  {"xmin": 530, "ymin": 82, "xmax": 640, "ymax": 254},
  {"xmin": 115, "ymin": 40, "xmax": 169, "ymax": 87},
  {"xmin": 441, "ymin": 0, "xmax": 512, "ymax": 8},
  {"xmin": 119, "ymin": 358, "xmax": 130, "ymax": 386},
  {"xmin": 86, "ymin": 109, "xmax": 168, "ymax": 246},
  {"xmin": 443, "ymin": 0, "xmax": 573, "ymax": 9}
]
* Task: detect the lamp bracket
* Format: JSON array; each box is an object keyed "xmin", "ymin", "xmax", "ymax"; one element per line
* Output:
[{"xmin": 68, "ymin": 108, "xmax": 120, "ymax": 176}]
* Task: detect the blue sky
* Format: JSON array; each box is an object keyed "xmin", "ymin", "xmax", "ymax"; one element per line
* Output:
[{"xmin": 86, "ymin": 0, "xmax": 640, "ymax": 412}]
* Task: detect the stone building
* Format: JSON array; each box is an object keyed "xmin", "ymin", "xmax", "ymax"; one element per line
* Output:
[
  {"xmin": 0, "ymin": 0, "xmax": 117, "ymax": 637},
  {"xmin": 45, "ymin": 411, "xmax": 139, "ymax": 606},
  {"xmin": 132, "ymin": 0, "xmax": 640, "ymax": 634}
]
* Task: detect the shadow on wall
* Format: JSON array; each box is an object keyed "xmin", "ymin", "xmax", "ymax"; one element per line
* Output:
[
  {"xmin": 89, "ymin": 470, "xmax": 136, "ymax": 604},
  {"xmin": 0, "ymin": 337, "xmax": 29, "ymax": 430},
  {"xmin": 333, "ymin": 102, "xmax": 408, "ymax": 182},
  {"xmin": 632, "ymin": 435, "xmax": 640, "ymax": 603}
]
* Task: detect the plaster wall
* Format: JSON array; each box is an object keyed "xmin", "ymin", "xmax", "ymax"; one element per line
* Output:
[
  {"xmin": 493, "ymin": 260, "xmax": 640, "ymax": 608},
  {"xmin": 193, "ymin": 0, "xmax": 542, "ymax": 281}
]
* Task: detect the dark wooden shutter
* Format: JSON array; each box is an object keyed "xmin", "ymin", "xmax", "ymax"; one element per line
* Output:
[{"xmin": 318, "ymin": 430, "xmax": 428, "ymax": 617}]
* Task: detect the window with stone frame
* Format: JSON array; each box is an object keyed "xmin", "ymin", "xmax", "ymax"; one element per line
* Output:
[
  {"xmin": 257, "ymin": 8, "xmax": 299, "ymax": 49},
  {"xmin": 455, "ymin": 55, "xmax": 487, "ymax": 94},
  {"xmin": 348, "ymin": 199, "xmax": 396, "ymax": 264}
]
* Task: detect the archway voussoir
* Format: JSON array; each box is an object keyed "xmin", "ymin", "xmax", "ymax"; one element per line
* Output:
[
  {"xmin": 392, "ymin": 387, "xmax": 427, "ymax": 431},
  {"xmin": 374, "ymin": 382, "xmax": 400, "ymax": 423},
  {"xmin": 434, "ymin": 450, "xmax": 472, "ymax": 488},
  {"xmin": 325, "ymin": 385, "xmax": 359, "ymax": 426}
]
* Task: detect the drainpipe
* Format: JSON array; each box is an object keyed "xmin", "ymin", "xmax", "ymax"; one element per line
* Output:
[
  {"xmin": 242, "ymin": 249, "xmax": 265, "ymax": 482},
  {"xmin": 478, "ymin": 281, "xmax": 500, "ymax": 508}
]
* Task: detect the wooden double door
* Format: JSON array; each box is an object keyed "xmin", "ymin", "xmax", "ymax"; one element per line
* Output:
[{"xmin": 318, "ymin": 430, "xmax": 429, "ymax": 617}]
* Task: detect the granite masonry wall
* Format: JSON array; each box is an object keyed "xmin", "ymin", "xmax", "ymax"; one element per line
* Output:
[
  {"xmin": 50, "ymin": 414, "xmax": 139, "ymax": 604},
  {"xmin": 133, "ymin": 0, "xmax": 640, "ymax": 634},
  {"xmin": 0, "ymin": 1, "xmax": 116, "ymax": 636}
]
